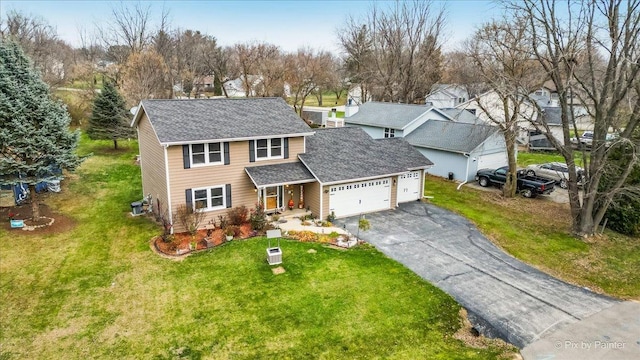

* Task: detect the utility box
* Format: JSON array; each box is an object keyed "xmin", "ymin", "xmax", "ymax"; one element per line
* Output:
[
  {"xmin": 131, "ymin": 201, "xmax": 143, "ymax": 215},
  {"xmin": 266, "ymin": 247, "xmax": 282, "ymax": 265},
  {"xmin": 266, "ymin": 229, "xmax": 282, "ymax": 265}
]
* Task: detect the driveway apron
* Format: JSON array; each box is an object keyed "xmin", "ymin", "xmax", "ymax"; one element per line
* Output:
[{"xmin": 335, "ymin": 202, "xmax": 638, "ymax": 358}]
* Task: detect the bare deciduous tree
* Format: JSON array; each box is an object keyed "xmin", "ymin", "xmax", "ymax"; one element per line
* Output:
[
  {"xmin": 285, "ymin": 48, "xmax": 334, "ymax": 115},
  {"xmin": 1, "ymin": 10, "xmax": 72, "ymax": 87},
  {"xmin": 121, "ymin": 50, "xmax": 169, "ymax": 105},
  {"xmin": 467, "ymin": 20, "xmax": 543, "ymax": 197},
  {"xmin": 508, "ymin": 0, "xmax": 640, "ymax": 237},
  {"xmin": 338, "ymin": 0, "xmax": 445, "ymax": 104}
]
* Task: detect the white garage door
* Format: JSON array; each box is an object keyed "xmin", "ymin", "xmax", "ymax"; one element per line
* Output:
[
  {"xmin": 397, "ymin": 171, "xmax": 422, "ymax": 203},
  {"xmin": 329, "ymin": 178, "xmax": 391, "ymax": 217},
  {"xmin": 478, "ymin": 152, "xmax": 507, "ymax": 170}
]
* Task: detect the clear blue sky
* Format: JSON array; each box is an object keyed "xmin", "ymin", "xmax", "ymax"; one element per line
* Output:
[{"xmin": 1, "ymin": 0, "xmax": 502, "ymax": 54}]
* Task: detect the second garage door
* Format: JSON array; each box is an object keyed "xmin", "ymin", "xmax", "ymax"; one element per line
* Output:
[
  {"xmin": 397, "ymin": 171, "xmax": 422, "ymax": 203},
  {"xmin": 329, "ymin": 178, "xmax": 391, "ymax": 217},
  {"xmin": 478, "ymin": 152, "xmax": 507, "ymax": 170}
]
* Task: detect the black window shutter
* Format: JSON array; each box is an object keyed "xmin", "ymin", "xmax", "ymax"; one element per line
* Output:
[
  {"xmin": 182, "ymin": 145, "xmax": 190, "ymax": 169},
  {"xmin": 283, "ymin": 137, "xmax": 289, "ymax": 159},
  {"xmin": 223, "ymin": 142, "xmax": 230, "ymax": 165},
  {"xmin": 225, "ymin": 184, "xmax": 232, "ymax": 208},
  {"xmin": 185, "ymin": 189, "xmax": 192, "ymax": 209},
  {"xmin": 249, "ymin": 140, "xmax": 255, "ymax": 162}
]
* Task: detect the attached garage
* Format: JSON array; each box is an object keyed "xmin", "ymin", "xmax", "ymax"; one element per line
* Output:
[
  {"xmin": 397, "ymin": 171, "xmax": 422, "ymax": 203},
  {"xmin": 404, "ymin": 120, "xmax": 509, "ymax": 182},
  {"xmin": 329, "ymin": 178, "xmax": 391, "ymax": 217},
  {"xmin": 477, "ymin": 152, "xmax": 507, "ymax": 170}
]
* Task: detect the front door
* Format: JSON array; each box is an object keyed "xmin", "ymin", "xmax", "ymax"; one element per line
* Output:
[{"xmin": 264, "ymin": 186, "xmax": 283, "ymax": 212}]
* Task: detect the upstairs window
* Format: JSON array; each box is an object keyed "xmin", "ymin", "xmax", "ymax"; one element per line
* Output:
[
  {"xmin": 255, "ymin": 138, "xmax": 284, "ymax": 160},
  {"xmin": 384, "ymin": 128, "xmax": 395, "ymax": 138},
  {"xmin": 190, "ymin": 142, "xmax": 223, "ymax": 166}
]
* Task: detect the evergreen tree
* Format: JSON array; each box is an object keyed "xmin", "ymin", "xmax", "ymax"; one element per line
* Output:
[
  {"xmin": 87, "ymin": 80, "xmax": 133, "ymax": 149},
  {"xmin": 0, "ymin": 40, "xmax": 82, "ymax": 219}
]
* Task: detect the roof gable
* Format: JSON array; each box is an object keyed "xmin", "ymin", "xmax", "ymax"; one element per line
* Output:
[
  {"xmin": 133, "ymin": 98, "xmax": 313, "ymax": 144},
  {"xmin": 344, "ymin": 102, "xmax": 432, "ymax": 129},
  {"xmin": 404, "ymin": 119, "xmax": 500, "ymax": 153},
  {"xmin": 299, "ymin": 127, "xmax": 432, "ymax": 184}
]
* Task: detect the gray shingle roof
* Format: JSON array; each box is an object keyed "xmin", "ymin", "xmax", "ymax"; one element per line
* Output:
[
  {"xmin": 404, "ymin": 119, "xmax": 500, "ymax": 153},
  {"xmin": 439, "ymin": 108, "xmax": 481, "ymax": 124},
  {"xmin": 537, "ymin": 107, "xmax": 562, "ymax": 125},
  {"xmin": 137, "ymin": 98, "xmax": 313, "ymax": 144},
  {"xmin": 344, "ymin": 102, "xmax": 432, "ymax": 129},
  {"xmin": 299, "ymin": 127, "xmax": 433, "ymax": 184},
  {"xmin": 245, "ymin": 162, "xmax": 315, "ymax": 187}
]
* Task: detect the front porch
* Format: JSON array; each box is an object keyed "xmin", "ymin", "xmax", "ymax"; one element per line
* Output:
[{"xmin": 244, "ymin": 161, "xmax": 319, "ymax": 216}]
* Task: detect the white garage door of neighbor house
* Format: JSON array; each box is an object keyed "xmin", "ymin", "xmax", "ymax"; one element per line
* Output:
[
  {"xmin": 397, "ymin": 171, "xmax": 422, "ymax": 203},
  {"xmin": 478, "ymin": 152, "xmax": 508, "ymax": 170},
  {"xmin": 329, "ymin": 178, "xmax": 391, "ymax": 218}
]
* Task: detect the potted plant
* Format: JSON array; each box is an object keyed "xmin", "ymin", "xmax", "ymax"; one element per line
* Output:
[{"xmin": 225, "ymin": 227, "xmax": 235, "ymax": 241}]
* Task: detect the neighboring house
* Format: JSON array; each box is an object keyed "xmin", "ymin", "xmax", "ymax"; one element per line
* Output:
[
  {"xmin": 194, "ymin": 75, "xmax": 215, "ymax": 89},
  {"xmin": 344, "ymin": 102, "xmax": 452, "ymax": 139},
  {"xmin": 456, "ymin": 90, "xmax": 537, "ymax": 145},
  {"xmin": 223, "ymin": 75, "xmax": 263, "ymax": 97},
  {"xmin": 425, "ymin": 84, "xmax": 469, "ymax": 108},
  {"xmin": 345, "ymin": 101, "xmax": 509, "ymax": 182},
  {"xmin": 132, "ymin": 98, "xmax": 433, "ymax": 233},
  {"xmin": 347, "ymin": 84, "xmax": 371, "ymax": 106},
  {"xmin": 404, "ymin": 120, "xmax": 507, "ymax": 182}
]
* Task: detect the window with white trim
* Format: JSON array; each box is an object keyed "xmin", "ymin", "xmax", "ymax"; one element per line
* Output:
[
  {"xmin": 190, "ymin": 142, "xmax": 223, "ymax": 166},
  {"xmin": 384, "ymin": 128, "xmax": 395, "ymax": 138},
  {"xmin": 255, "ymin": 138, "xmax": 283, "ymax": 160},
  {"xmin": 192, "ymin": 186, "xmax": 225, "ymax": 211}
]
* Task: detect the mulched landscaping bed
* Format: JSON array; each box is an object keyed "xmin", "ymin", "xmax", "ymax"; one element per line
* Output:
[
  {"xmin": 154, "ymin": 223, "xmax": 255, "ymax": 256},
  {"xmin": 0, "ymin": 203, "xmax": 75, "ymax": 234}
]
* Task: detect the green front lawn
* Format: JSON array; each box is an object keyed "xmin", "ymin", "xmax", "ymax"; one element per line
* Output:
[
  {"xmin": 426, "ymin": 176, "xmax": 640, "ymax": 299},
  {"xmin": 0, "ymin": 137, "xmax": 511, "ymax": 359}
]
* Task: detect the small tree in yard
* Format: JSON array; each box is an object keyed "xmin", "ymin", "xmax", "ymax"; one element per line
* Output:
[
  {"xmin": 175, "ymin": 204, "xmax": 206, "ymax": 236},
  {"xmin": 87, "ymin": 80, "xmax": 133, "ymax": 149},
  {"xmin": 0, "ymin": 40, "xmax": 82, "ymax": 220}
]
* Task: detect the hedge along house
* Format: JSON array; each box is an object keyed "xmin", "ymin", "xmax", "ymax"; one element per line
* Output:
[{"xmin": 132, "ymin": 98, "xmax": 433, "ymax": 233}]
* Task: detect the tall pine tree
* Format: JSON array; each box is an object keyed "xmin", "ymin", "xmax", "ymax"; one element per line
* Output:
[
  {"xmin": 0, "ymin": 40, "xmax": 82, "ymax": 219},
  {"xmin": 87, "ymin": 80, "xmax": 133, "ymax": 149}
]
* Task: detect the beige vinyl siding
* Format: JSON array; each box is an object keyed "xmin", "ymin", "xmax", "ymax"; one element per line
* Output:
[
  {"xmin": 321, "ymin": 185, "xmax": 330, "ymax": 220},
  {"xmin": 167, "ymin": 137, "xmax": 305, "ymax": 232},
  {"xmin": 305, "ymin": 182, "xmax": 321, "ymax": 219},
  {"xmin": 137, "ymin": 113, "xmax": 169, "ymax": 216},
  {"xmin": 390, "ymin": 177, "xmax": 398, "ymax": 207}
]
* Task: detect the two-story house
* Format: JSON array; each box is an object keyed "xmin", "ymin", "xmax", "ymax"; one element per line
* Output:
[
  {"xmin": 132, "ymin": 98, "xmax": 433, "ymax": 233},
  {"xmin": 425, "ymin": 84, "xmax": 469, "ymax": 108}
]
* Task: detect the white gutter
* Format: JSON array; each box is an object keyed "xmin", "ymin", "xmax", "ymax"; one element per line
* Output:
[
  {"xmin": 160, "ymin": 132, "xmax": 316, "ymax": 146},
  {"xmin": 456, "ymin": 153, "xmax": 471, "ymax": 191}
]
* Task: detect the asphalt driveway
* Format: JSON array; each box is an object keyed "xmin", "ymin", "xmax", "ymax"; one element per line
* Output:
[{"xmin": 334, "ymin": 202, "xmax": 639, "ymax": 358}]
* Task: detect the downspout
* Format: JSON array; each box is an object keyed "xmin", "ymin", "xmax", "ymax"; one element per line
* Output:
[
  {"xmin": 163, "ymin": 144, "xmax": 173, "ymax": 233},
  {"xmin": 456, "ymin": 153, "xmax": 471, "ymax": 191}
]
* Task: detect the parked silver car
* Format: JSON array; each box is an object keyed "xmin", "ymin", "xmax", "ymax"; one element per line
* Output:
[{"xmin": 524, "ymin": 162, "xmax": 584, "ymax": 189}]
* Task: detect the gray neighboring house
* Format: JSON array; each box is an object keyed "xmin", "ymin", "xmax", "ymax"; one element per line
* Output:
[
  {"xmin": 404, "ymin": 120, "xmax": 506, "ymax": 182},
  {"xmin": 344, "ymin": 102, "xmax": 452, "ymax": 138},
  {"xmin": 345, "ymin": 102, "xmax": 508, "ymax": 182}
]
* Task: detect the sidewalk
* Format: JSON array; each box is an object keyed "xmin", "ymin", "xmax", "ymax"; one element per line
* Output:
[{"xmin": 271, "ymin": 211, "xmax": 348, "ymax": 236}]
